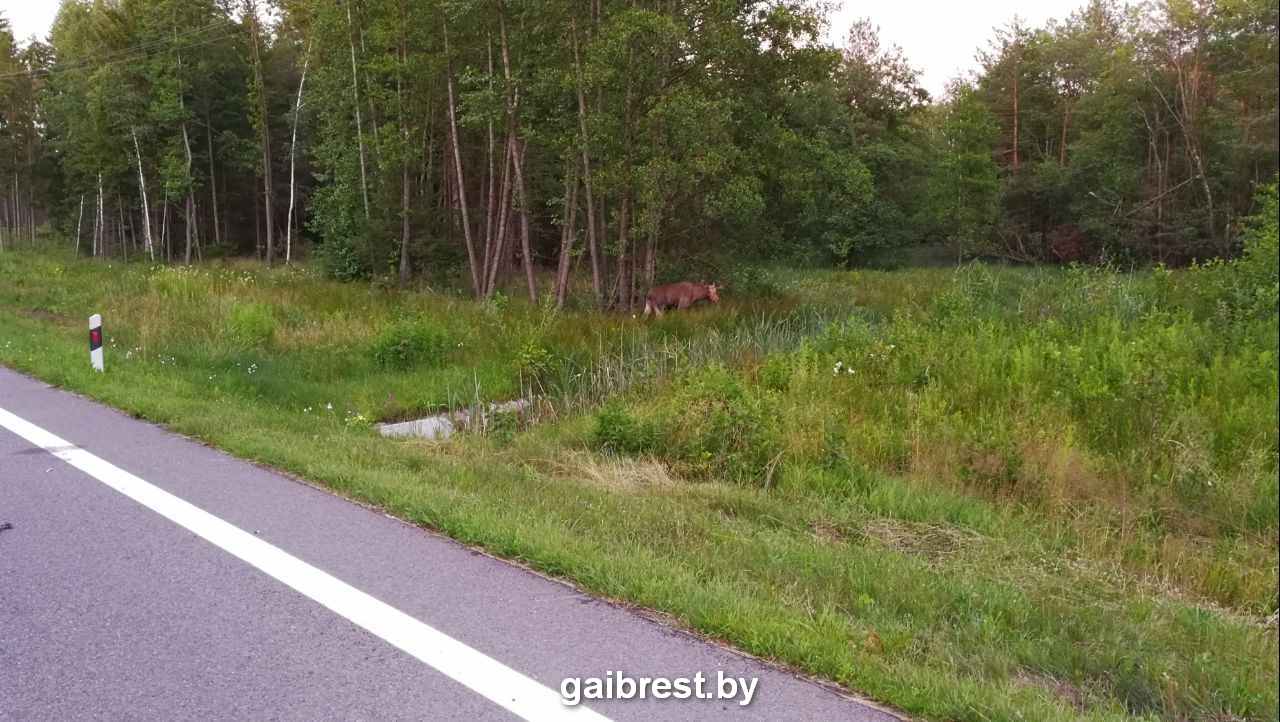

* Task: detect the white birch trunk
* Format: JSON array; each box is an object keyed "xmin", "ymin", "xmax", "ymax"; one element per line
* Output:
[
  {"xmin": 346, "ymin": 0, "xmax": 370, "ymax": 219},
  {"xmin": 75, "ymin": 194, "xmax": 85, "ymax": 256},
  {"xmin": 287, "ymin": 39, "xmax": 312, "ymax": 264},
  {"xmin": 131, "ymin": 129, "xmax": 155, "ymax": 260},
  {"xmin": 444, "ymin": 21, "xmax": 480, "ymax": 296}
]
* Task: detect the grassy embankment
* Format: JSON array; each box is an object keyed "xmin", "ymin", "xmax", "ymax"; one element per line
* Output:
[{"xmin": 1, "ymin": 247, "xmax": 1275, "ymax": 722}]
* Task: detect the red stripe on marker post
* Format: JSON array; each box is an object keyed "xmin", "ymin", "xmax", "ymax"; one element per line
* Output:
[{"xmin": 89, "ymin": 313, "xmax": 103, "ymax": 372}]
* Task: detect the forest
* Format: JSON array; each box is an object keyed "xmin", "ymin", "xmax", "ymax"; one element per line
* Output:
[{"xmin": 0, "ymin": 0, "xmax": 1276, "ymax": 303}]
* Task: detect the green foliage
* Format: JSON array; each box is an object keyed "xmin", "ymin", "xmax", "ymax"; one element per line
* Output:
[
  {"xmin": 513, "ymin": 339, "xmax": 558, "ymax": 380},
  {"xmin": 966, "ymin": 1, "xmax": 1278, "ymax": 262},
  {"xmin": 927, "ymin": 84, "xmax": 1000, "ymax": 255},
  {"xmin": 597, "ymin": 364, "xmax": 784, "ymax": 485},
  {"xmin": 593, "ymin": 261, "xmax": 1277, "ymax": 627},
  {"xmin": 227, "ymin": 301, "xmax": 276, "ymax": 347},
  {"xmin": 38, "ymin": 0, "xmax": 253, "ymax": 257},
  {"xmin": 316, "ymin": 236, "xmax": 370, "ymax": 282},
  {"xmin": 765, "ymin": 124, "xmax": 878, "ymax": 264},
  {"xmin": 663, "ymin": 364, "xmax": 783, "ymax": 484},
  {"xmin": 1236, "ymin": 180, "xmax": 1280, "ymax": 313},
  {"xmin": 724, "ymin": 265, "xmax": 781, "ymax": 298},
  {"xmin": 14, "ymin": 0, "xmax": 1280, "ymax": 302},
  {"xmin": 757, "ymin": 353, "xmax": 795, "ymax": 391},
  {"xmin": 1180, "ymin": 180, "xmax": 1280, "ymax": 322},
  {"xmin": 370, "ymin": 319, "xmax": 452, "ymax": 370},
  {"xmin": 592, "ymin": 402, "xmax": 658, "ymax": 455}
]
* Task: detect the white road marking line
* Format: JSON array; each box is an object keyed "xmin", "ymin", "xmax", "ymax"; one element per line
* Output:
[{"xmin": 0, "ymin": 406, "xmax": 609, "ymax": 722}]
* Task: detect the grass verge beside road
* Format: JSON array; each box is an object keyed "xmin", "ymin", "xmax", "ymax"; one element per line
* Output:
[{"xmin": 1, "ymin": 248, "xmax": 1276, "ymax": 721}]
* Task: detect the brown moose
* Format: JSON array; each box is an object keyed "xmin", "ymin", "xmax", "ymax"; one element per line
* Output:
[{"xmin": 642, "ymin": 282, "xmax": 720, "ymax": 317}]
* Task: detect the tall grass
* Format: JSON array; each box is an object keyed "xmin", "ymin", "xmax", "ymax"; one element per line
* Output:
[
  {"xmin": 527, "ymin": 305, "xmax": 840, "ymax": 415},
  {"xmin": 2, "ymin": 246, "xmax": 1275, "ymax": 721},
  {"xmin": 588, "ymin": 262, "xmax": 1279, "ymax": 616}
]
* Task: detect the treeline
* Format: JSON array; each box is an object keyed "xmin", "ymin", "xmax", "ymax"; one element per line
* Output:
[
  {"xmin": 962, "ymin": 0, "xmax": 1279, "ymax": 263},
  {"xmin": 0, "ymin": 0, "xmax": 1275, "ymax": 302}
]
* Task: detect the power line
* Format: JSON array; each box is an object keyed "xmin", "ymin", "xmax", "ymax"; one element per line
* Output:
[{"xmin": 0, "ymin": 21, "xmax": 242, "ymax": 82}]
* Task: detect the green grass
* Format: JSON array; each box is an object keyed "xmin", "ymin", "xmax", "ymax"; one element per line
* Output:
[{"xmin": 1, "ymin": 248, "xmax": 1275, "ymax": 721}]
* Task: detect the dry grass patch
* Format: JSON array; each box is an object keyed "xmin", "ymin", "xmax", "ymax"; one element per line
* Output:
[
  {"xmin": 530, "ymin": 449, "xmax": 683, "ymax": 494},
  {"xmin": 861, "ymin": 518, "xmax": 983, "ymax": 564}
]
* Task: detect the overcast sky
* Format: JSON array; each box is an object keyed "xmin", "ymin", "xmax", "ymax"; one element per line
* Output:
[
  {"xmin": 827, "ymin": 0, "xmax": 1084, "ymax": 95},
  {"xmin": 2, "ymin": 1, "xmax": 59, "ymax": 45},
  {"xmin": 3, "ymin": 0, "xmax": 1085, "ymax": 96}
]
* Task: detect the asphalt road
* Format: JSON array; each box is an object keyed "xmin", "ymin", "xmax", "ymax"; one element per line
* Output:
[{"xmin": 0, "ymin": 366, "xmax": 899, "ymax": 721}]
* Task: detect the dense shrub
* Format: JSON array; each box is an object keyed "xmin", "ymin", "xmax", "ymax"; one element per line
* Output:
[
  {"xmin": 1184, "ymin": 180, "xmax": 1280, "ymax": 320},
  {"xmin": 594, "ymin": 365, "xmax": 784, "ymax": 485},
  {"xmin": 663, "ymin": 364, "xmax": 784, "ymax": 483},
  {"xmin": 725, "ymin": 265, "xmax": 782, "ymax": 298},
  {"xmin": 370, "ymin": 319, "xmax": 452, "ymax": 369},
  {"xmin": 1237, "ymin": 180, "xmax": 1279, "ymax": 314},
  {"xmin": 317, "ymin": 238, "xmax": 369, "ymax": 282},
  {"xmin": 513, "ymin": 340, "xmax": 556, "ymax": 380},
  {"xmin": 592, "ymin": 403, "xmax": 658, "ymax": 455},
  {"xmin": 757, "ymin": 353, "xmax": 794, "ymax": 391}
]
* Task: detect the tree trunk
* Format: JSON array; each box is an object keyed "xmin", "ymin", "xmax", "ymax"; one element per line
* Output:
[
  {"xmin": 118, "ymin": 195, "xmax": 128, "ymax": 263},
  {"xmin": 194, "ymin": 198, "xmax": 203, "ymax": 261},
  {"xmin": 247, "ymin": 0, "xmax": 275, "ymax": 265},
  {"xmin": 397, "ymin": 11, "xmax": 412, "ymax": 288},
  {"xmin": 174, "ymin": 31, "xmax": 197, "ymax": 266},
  {"xmin": 131, "ymin": 128, "xmax": 156, "ymax": 260},
  {"xmin": 615, "ymin": 194, "xmax": 630, "ymax": 310},
  {"xmin": 484, "ymin": 35, "xmax": 497, "ymax": 284},
  {"xmin": 511, "ymin": 139, "xmax": 537, "ymax": 303},
  {"xmin": 1059, "ymin": 101, "xmax": 1071, "ymax": 166},
  {"xmin": 444, "ymin": 21, "xmax": 481, "ymax": 297},
  {"xmin": 127, "ymin": 202, "xmax": 137, "ymax": 256},
  {"xmin": 1011, "ymin": 62, "xmax": 1020, "ymax": 171},
  {"xmin": 645, "ymin": 221, "xmax": 656, "ymax": 288},
  {"xmin": 26, "ymin": 149, "xmax": 35, "ymax": 244},
  {"xmin": 184, "ymin": 194, "xmax": 195, "ymax": 265},
  {"xmin": 486, "ymin": 140, "xmax": 515, "ymax": 297},
  {"xmin": 554, "ymin": 164, "xmax": 579, "ymax": 308},
  {"xmin": 206, "ymin": 110, "xmax": 221, "ymax": 250},
  {"xmin": 251, "ymin": 183, "xmax": 257, "ymax": 259},
  {"xmin": 497, "ymin": 11, "xmax": 537, "ymax": 303},
  {"xmin": 571, "ymin": 18, "xmax": 603, "ymax": 307},
  {"xmin": 358, "ymin": 16, "xmax": 381, "ymax": 168},
  {"xmin": 12, "ymin": 173, "xmax": 19, "ymax": 248},
  {"xmin": 95, "ymin": 172, "xmax": 104, "ymax": 258},
  {"xmin": 75, "ymin": 194, "xmax": 85, "ymax": 257},
  {"xmin": 10, "ymin": 174, "xmax": 17, "ymax": 249},
  {"xmin": 617, "ymin": 33, "xmax": 636, "ymax": 311},
  {"xmin": 1178, "ymin": 63, "xmax": 1215, "ymax": 242},
  {"xmin": 346, "ymin": 0, "xmax": 371, "ymax": 220},
  {"xmin": 287, "ymin": 39, "xmax": 312, "ymax": 264},
  {"xmin": 162, "ymin": 199, "xmax": 171, "ymax": 263}
]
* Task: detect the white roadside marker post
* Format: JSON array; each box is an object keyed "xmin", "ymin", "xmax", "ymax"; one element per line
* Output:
[{"xmin": 89, "ymin": 314, "xmax": 104, "ymax": 372}]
